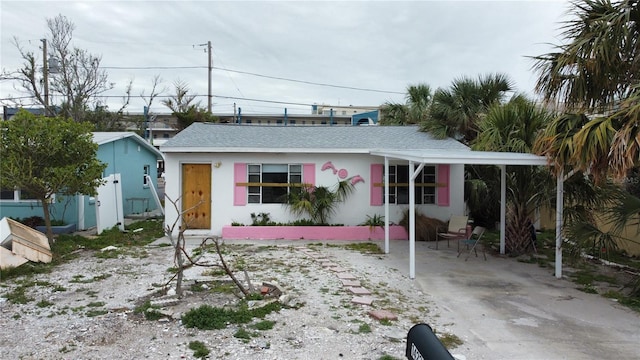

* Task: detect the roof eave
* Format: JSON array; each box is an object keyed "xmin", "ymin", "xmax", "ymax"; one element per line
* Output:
[
  {"xmin": 370, "ymin": 150, "xmax": 549, "ymax": 166},
  {"xmin": 160, "ymin": 147, "xmax": 373, "ymax": 154}
]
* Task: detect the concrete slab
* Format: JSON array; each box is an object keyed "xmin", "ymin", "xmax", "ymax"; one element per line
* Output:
[
  {"xmin": 321, "ymin": 261, "xmax": 339, "ymax": 268},
  {"xmin": 351, "ymin": 296, "xmax": 375, "ymax": 305},
  {"xmin": 336, "ymin": 273, "xmax": 357, "ymax": 280},
  {"xmin": 368, "ymin": 309, "xmax": 397, "ymax": 321},
  {"xmin": 340, "ymin": 279, "xmax": 361, "ymax": 287},
  {"xmin": 329, "ymin": 266, "xmax": 349, "ymax": 272},
  {"xmin": 348, "ymin": 287, "xmax": 371, "ymax": 295}
]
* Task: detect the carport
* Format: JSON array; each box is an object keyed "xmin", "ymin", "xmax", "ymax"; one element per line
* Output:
[{"xmin": 370, "ymin": 149, "xmax": 563, "ymax": 280}]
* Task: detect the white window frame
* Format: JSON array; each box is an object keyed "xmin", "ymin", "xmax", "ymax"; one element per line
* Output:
[
  {"xmin": 247, "ymin": 163, "xmax": 303, "ymax": 204},
  {"xmin": 385, "ymin": 164, "xmax": 437, "ymax": 205}
]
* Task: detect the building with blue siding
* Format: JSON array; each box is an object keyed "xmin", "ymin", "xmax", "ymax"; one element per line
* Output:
[{"xmin": 0, "ymin": 132, "xmax": 164, "ymax": 231}]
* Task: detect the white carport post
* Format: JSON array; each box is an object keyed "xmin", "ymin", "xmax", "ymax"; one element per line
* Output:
[
  {"xmin": 409, "ymin": 161, "xmax": 425, "ymax": 279},
  {"xmin": 555, "ymin": 170, "xmax": 564, "ymax": 278},
  {"xmin": 384, "ymin": 156, "xmax": 390, "ymax": 254},
  {"xmin": 500, "ymin": 165, "xmax": 506, "ymax": 254}
]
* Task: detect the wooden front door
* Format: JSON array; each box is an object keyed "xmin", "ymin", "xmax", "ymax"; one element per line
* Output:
[{"xmin": 181, "ymin": 163, "xmax": 211, "ymax": 229}]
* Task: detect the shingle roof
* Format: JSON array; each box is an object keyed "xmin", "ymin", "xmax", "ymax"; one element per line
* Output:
[
  {"xmin": 92, "ymin": 132, "xmax": 164, "ymax": 159},
  {"xmin": 161, "ymin": 123, "xmax": 469, "ymax": 153}
]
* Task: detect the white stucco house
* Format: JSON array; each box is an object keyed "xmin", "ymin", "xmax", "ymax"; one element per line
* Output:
[
  {"xmin": 160, "ymin": 123, "xmax": 569, "ymax": 280},
  {"xmin": 160, "ymin": 123, "xmax": 470, "ymax": 237}
]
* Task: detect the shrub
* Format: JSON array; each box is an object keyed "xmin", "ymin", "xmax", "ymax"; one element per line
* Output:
[
  {"xmin": 182, "ymin": 302, "xmax": 282, "ymax": 330},
  {"xmin": 188, "ymin": 341, "xmax": 210, "ymax": 359}
]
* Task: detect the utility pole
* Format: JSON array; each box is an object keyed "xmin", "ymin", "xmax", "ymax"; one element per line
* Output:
[
  {"xmin": 207, "ymin": 40, "xmax": 212, "ymax": 114},
  {"xmin": 196, "ymin": 41, "xmax": 213, "ymax": 113},
  {"xmin": 41, "ymin": 39, "xmax": 49, "ymax": 116}
]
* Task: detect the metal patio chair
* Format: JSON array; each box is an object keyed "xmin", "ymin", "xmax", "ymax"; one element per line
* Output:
[
  {"xmin": 457, "ymin": 226, "xmax": 487, "ymax": 261},
  {"xmin": 435, "ymin": 215, "xmax": 468, "ymax": 250}
]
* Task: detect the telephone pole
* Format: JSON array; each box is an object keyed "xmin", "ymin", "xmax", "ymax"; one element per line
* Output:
[
  {"xmin": 207, "ymin": 40, "xmax": 212, "ymax": 114},
  {"xmin": 41, "ymin": 39, "xmax": 49, "ymax": 115},
  {"xmin": 196, "ymin": 41, "xmax": 213, "ymax": 113}
]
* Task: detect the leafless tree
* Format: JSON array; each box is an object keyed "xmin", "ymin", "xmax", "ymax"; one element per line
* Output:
[
  {"xmin": 163, "ymin": 194, "xmax": 253, "ymax": 298},
  {"xmin": 140, "ymin": 74, "xmax": 166, "ymax": 111},
  {"xmin": 7, "ymin": 14, "xmax": 114, "ymax": 122}
]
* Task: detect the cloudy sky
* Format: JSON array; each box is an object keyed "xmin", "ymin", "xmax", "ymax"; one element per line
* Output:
[{"xmin": 1, "ymin": 0, "xmax": 571, "ymax": 115}]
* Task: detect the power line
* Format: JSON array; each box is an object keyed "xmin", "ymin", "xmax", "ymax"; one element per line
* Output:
[
  {"xmin": 100, "ymin": 64, "xmax": 405, "ymax": 95},
  {"xmin": 213, "ymin": 66, "xmax": 405, "ymax": 95},
  {"xmin": 0, "ymin": 93, "xmax": 318, "ymax": 108},
  {"xmin": 103, "ymin": 66, "xmax": 203, "ymax": 70}
]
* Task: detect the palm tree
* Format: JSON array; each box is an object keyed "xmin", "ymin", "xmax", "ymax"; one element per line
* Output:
[
  {"xmin": 284, "ymin": 179, "xmax": 355, "ymax": 225},
  {"xmin": 418, "ymin": 73, "xmax": 513, "ymax": 228},
  {"xmin": 533, "ymin": 0, "xmax": 640, "ymax": 180},
  {"xmin": 473, "ymin": 95, "xmax": 555, "ymax": 254},
  {"xmin": 533, "ymin": 0, "xmax": 640, "ymax": 263},
  {"xmin": 379, "ymin": 84, "xmax": 432, "ymax": 125},
  {"xmin": 422, "ymin": 73, "xmax": 513, "ymax": 144}
]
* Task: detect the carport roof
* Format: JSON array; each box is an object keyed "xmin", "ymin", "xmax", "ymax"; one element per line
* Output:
[{"xmin": 370, "ymin": 149, "xmax": 549, "ymax": 166}]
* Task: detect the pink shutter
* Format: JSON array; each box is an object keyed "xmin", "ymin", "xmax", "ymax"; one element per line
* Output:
[
  {"xmin": 437, "ymin": 164, "xmax": 450, "ymax": 206},
  {"xmin": 370, "ymin": 164, "xmax": 383, "ymax": 206},
  {"xmin": 303, "ymin": 163, "xmax": 315, "ymax": 186},
  {"xmin": 234, "ymin": 163, "xmax": 247, "ymax": 206}
]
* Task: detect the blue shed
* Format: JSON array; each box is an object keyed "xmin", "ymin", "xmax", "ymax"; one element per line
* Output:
[{"xmin": 0, "ymin": 132, "xmax": 164, "ymax": 231}]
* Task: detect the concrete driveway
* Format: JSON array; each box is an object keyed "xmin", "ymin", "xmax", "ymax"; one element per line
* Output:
[{"xmin": 382, "ymin": 240, "xmax": 640, "ymax": 359}]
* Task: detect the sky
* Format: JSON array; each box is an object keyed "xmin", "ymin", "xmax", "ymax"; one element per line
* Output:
[{"xmin": 1, "ymin": 0, "xmax": 571, "ymax": 115}]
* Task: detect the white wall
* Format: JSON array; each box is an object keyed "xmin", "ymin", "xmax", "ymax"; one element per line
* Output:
[{"xmin": 163, "ymin": 152, "xmax": 465, "ymax": 236}]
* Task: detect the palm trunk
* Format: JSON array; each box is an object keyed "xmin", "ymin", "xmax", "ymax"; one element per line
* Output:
[{"xmin": 505, "ymin": 202, "xmax": 534, "ymax": 256}]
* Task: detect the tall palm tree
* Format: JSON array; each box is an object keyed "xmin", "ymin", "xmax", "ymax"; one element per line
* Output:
[
  {"xmin": 379, "ymin": 84, "xmax": 432, "ymax": 125},
  {"xmin": 418, "ymin": 73, "xmax": 512, "ymax": 228},
  {"xmin": 533, "ymin": 0, "xmax": 640, "ymax": 263},
  {"xmin": 533, "ymin": 0, "xmax": 640, "ymax": 180},
  {"xmin": 422, "ymin": 73, "xmax": 513, "ymax": 144},
  {"xmin": 473, "ymin": 95, "xmax": 555, "ymax": 254}
]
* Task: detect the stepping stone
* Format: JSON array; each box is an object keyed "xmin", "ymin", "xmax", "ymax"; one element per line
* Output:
[
  {"xmin": 351, "ymin": 296, "xmax": 375, "ymax": 305},
  {"xmin": 340, "ymin": 279, "xmax": 361, "ymax": 287},
  {"xmin": 368, "ymin": 309, "xmax": 398, "ymax": 321},
  {"xmin": 348, "ymin": 287, "xmax": 371, "ymax": 295},
  {"xmin": 321, "ymin": 262, "xmax": 338, "ymax": 268},
  {"xmin": 337, "ymin": 273, "xmax": 357, "ymax": 280},
  {"xmin": 329, "ymin": 266, "xmax": 348, "ymax": 273}
]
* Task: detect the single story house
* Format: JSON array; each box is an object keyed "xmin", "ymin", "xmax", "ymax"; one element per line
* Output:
[
  {"xmin": 161, "ymin": 123, "xmax": 570, "ymax": 280},
  {"xmin": 160, "ymin": 123, "xmax": 469, "ymax": 237},
  {"xmin": 0, "ymin": 132, "xmax": 164, "ymax": 231}
]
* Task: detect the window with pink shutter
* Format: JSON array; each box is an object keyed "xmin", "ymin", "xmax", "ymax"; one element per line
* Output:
[{"xmin": 370, "ymin": 164, "xmax": 383, "ymax": 206}]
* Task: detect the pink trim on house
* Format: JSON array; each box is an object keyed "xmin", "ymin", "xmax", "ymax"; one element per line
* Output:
[
  {"xmin": 437, "ymin": 164, "xmax": 450, "ymax": 206},
  {"xmin": 233, "ymin": 163, "xmax": 247, "ymax": 206},
  {"xmin": 303, "ymin": 163, "xmax": 315, "ymax": 186},
  {"xmin": 370, "ymin": 164, "xmax": 383, "ymax": 206},
  {"xmin": 222, "ymin": 225, "xmax": 408, "ymax": 241}
]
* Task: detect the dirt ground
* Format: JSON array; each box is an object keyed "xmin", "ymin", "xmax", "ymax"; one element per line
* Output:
[
  {"xmin": 0, "ymin": 238, "xmax": 449, "ymax": 360},
  {"xmin": 1, "ymin": 236, "xmax": 639, "ymax": 360}
]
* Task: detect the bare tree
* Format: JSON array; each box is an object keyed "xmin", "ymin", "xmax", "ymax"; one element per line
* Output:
[
  {"xmin": 163, "ymin": 194, "xmax": 253, "ymax": 298},
  {"xmin": 140, "ymin": 74, "xmax": 166, "ymax": 111},
  {"xmin": 138, "ymin": 75, "xmax": 167, "ymax": 138},
  {"xmin": 8, "ymin": 14, "xmax": 114, "ymax": 122}
]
